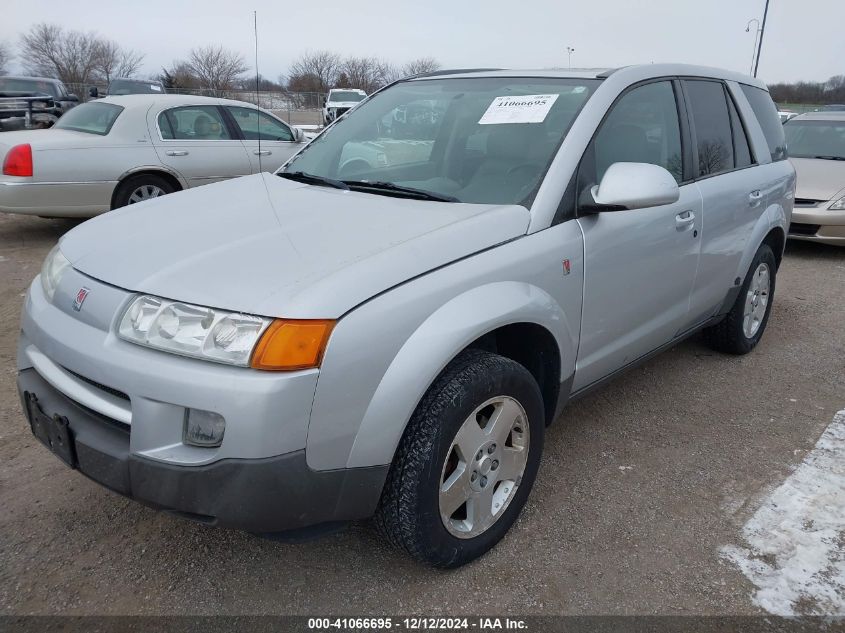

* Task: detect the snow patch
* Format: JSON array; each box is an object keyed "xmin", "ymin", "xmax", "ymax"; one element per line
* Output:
[{"xmin": 721, "ymin": 409, "xmax": 845, "ymax": 615}]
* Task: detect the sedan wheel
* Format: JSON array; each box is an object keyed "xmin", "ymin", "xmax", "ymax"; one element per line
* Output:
[{"xmin": 127, "ymin": 184, "xmax": 165, "ymax": 204}]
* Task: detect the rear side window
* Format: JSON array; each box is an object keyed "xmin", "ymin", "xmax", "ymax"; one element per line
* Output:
[
  {"xmin": 683, "ymin": 80, "xmax": 734, "ymax": 176},
  {"xmin": 740, "ymin": 85, "xmax": 787, "ymax": 161},
  {"xmin": 158, "ymin": 106, "xmax": 231, "ymax": 140},
  {"xmin": 54, "ymin": 102, "xmax": 123, "ymax": 135},
  {"xmin": 727, "ymin": 94, "xmax": 753, "ymax": 168}
]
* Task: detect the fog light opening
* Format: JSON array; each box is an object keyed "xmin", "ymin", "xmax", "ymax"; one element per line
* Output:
[{"xmin": 184, "ymin": 409, "xmax": 226, "ymax": 447}]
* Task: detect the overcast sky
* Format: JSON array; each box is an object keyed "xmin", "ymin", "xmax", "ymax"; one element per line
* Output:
[{"xmin": 2, "ymin": 0, "xmax": 842, "ymax": 85}]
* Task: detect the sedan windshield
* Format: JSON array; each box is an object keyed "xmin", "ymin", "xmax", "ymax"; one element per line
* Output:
[
  {"xmin": 330, "ymin": 91, "xmax": 365, "ymax": 102},
  {"xmin": 784, "ymin": 119, "xmax": 845, "ymax": 160},
  {"xmin": 54, "ymin": 102, "xmax": 123, "ymax": 135},
  {"xmin": 285, "ymin": 77, "xmax": 600, "ymax": 205}
]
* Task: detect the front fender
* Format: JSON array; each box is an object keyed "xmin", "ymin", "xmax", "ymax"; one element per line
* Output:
[{"xmin": 341, "ymin": 281, "xmax": 574, "ymax": 469}]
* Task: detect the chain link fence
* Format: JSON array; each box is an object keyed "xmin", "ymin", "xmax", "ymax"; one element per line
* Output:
[{"xmin": 65, "ymin": 84, "xmax": 325, "ymax": 127}]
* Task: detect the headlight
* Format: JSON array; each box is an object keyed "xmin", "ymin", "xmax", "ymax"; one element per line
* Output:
[
  {"xmin": 40, "ymin": 245, "xmax": 71, "ymax": 302},
  {"xmin": 30, "ymin": 101, "xmax": 47, "ymax": 109},
  {"xmin": 118, "ymin": 294, "xmax": 334, "ymax": 370},
  {"xmin": 830, "ymin": 196, "xmax": 845, "ymax": 211}
]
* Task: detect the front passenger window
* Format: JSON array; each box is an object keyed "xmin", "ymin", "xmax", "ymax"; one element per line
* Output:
[{"xmin": 591, "ymin": 81, "xmax": 683, "ymax": 184}]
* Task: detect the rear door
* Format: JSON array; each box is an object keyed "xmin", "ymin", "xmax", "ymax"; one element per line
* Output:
[
  {"xmin": 683, "ymin": 79, "xmax": 764, "ymax": 325},
  {"xmin": 573, "ymin": 79, "xmax": 703, "ymax": 390},
  {"xmin": 150, "ymin": 104, "xmax": 252, "ymax": 187},
  {"xmin": 223, "ymin": 106, "xmax": 306, "ymax": 173}
]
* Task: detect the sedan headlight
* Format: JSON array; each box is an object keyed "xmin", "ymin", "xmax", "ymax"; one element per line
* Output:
[
  {"xmin": 118, "ymin": 295, "xmax": 334, "ymax": 370},
  {"xmin": 830, "ymin": 195, "xmax": 845, "ymax": 211},
  {"xmin": 40, "ymin": 245, "xmax": 71, "ymax": 302}
]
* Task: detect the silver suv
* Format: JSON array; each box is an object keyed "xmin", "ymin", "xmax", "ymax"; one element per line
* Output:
[{"xmin": 17, "ymin": 65, "xmax": 794, "ymax": 567}]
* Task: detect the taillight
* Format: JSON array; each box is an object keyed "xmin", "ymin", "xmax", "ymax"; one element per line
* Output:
[{"xmin": 3, "ymin": 144, "xmax": 33, "ymax": 177}]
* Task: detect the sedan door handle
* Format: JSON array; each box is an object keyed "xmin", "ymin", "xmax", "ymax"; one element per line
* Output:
[
  {"xmin": 165, "ymin": 150, "xmax": 189, "ymax": 156},
  {"xmin": 253, "ymin": 150, "xmax": 272, "ymax": 156},
  {"xmin": 675, "ymin": 210, "xmax": 695, "ymax": 229}
]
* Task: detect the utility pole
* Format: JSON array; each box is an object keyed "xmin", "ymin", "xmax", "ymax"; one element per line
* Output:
[
  {"xmin": 753, "ymin": 0, "xmax": 770, "ymax": 77},
  {"xmin": 566, "ymin": 46, "xmax": 575, "ymax": 70}
]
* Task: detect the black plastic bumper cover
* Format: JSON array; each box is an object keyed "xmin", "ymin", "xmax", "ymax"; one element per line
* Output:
[{"xmin": 17, "ymin": 368, "xmax": 388, "ymax": 532}]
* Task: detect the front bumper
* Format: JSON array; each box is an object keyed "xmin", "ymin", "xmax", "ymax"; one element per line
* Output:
[
  {"xmin": 17, "ymin": 270, "xmax": 388, "ymax": 531},
  {"xmin": 789, "ymin": 205, "xmax": 845, "ymax": 245},
  {"xmin": 18, "ymin": 368, "xmax": 386, "ymax": 531}
]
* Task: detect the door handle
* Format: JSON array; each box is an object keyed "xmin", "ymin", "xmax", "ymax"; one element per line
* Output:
[
  {"xmin": 675, "ymin": 210, "xmax": 695, "ymax": 230},
  {"xmin": 254, "ymin": 150, "xmax": 272, "ymax": 156},
  {"xmin": 749, "ymin": 190, "xmax": 763, "ymax": 206},
  {"xmin": 165, "ymin": 150, "xmax": 189, "ymax": 156}
]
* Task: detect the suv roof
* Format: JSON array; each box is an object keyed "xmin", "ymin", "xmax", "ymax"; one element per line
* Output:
[{"xmin": 407, "ymin": 64, "xmax": 768, "ymax": 90}]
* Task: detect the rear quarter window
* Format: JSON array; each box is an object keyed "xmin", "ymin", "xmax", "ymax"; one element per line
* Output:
[{"xmin": 740, "ymin": 85, "xmax": 787, "ymax": 162}]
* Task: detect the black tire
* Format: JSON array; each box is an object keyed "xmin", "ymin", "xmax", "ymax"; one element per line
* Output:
[
  {"xmin": 702, "ymin": 243, "xmax": 777, "ymax": 355},
  {"xmin": 112, "ymin": 174, "xmax": 176, "ymax": 210},
  {"xmin": 374, "ymin": 349, "xmax": 545, "ymax": 568}
]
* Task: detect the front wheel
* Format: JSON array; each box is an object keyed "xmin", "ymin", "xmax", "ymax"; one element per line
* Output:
[
  {"xmin": 374, "ymin": 349, "xmax": 545, "ymax": 568},
  {"xmin": 702, "ymin": 243, "xmax": 777, "ymax": 354}
]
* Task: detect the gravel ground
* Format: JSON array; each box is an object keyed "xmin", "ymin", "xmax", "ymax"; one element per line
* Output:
[{"xmin": 0, "ymin": 211, "xmax": 842, "ymax": 616}]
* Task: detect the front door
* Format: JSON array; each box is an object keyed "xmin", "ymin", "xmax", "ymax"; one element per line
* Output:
[
  {"xmin": 224, "ymin": 106, "xmax": 306, "ymax": 173},
  {"xmin": 573, "ymin": 80, "xmax": 703, "ymax": 390}
]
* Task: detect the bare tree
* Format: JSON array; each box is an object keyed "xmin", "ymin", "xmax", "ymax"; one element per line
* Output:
[
  {"xmin": 187, "ymin": 45, "xmax": 248, "ymax": 95},
  {"xmin": 401, "ymin": 57, "xmax": 441, "ymax": 77},
  {"xmin": 287, "ymin": 50, "xmax": 341, "ymax": 94},
  {"xmin": 19, "ymin": 23, "xmax": 102, "ymax": 84},
  {"xmin": 0, "ymin": 41, "xmax": 12, "ymax": 75},
  {"xmin": 94, "ymin": 40, "xmax": 144, "ymax": 84},
  {"xmin": 339, "ymin": 56, "xmax": 390, "ymax": 94},
  {"xmin": 160, "ymin": 62, "xmax": 202, "ymax": 92}
]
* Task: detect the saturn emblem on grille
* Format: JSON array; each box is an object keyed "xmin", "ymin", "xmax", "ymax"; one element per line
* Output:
[{"xmin": 73, "ymin": 287, "xmax": 90, "ymax": 312}]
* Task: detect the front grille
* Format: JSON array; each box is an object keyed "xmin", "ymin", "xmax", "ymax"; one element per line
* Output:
[
  {"xmin": 794, "ymin": 198, "xmax": 824, "ymax": 207},
  {"xmin": 64, "ymin": 367, "xmax": 130, "ymax": 402},
  {"xmin": 789, "ymin": 223, "xmax": 821, "ymax": 236}
]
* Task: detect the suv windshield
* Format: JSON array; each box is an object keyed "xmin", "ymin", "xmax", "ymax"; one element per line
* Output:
[
  {"xmin": 784, "ymin": 119, "xmax": 845, "ymax": 160},
  {"xmin": 286, "ymin": 77, "xmax": 600, "ymax": 205},
  {"xmin": 329, "ymin": 91, "xmax": 365, "ymax": 102},
  {"xmin": 54, "ymin": 102, "xmax": 123, "ymax": 135},
  {"xmin": 0, "ymin": 78, "xmax": 57, "ymax": 97},
  {"xmin": 108, "ymin": 80, "xmax": 164, "ymax": 95}
]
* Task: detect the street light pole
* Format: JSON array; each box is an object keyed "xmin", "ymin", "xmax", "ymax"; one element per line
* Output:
[
  {"xmin": 753, "ymin": 0, "xmax": 771, "ymax": 77},
  {"xmin": 566, "ymin": 47, "xmax": 575, "ymax": 70},
  {"xmin": 745, "ymin": 19, "xmax": 760, "ymax": 76}
]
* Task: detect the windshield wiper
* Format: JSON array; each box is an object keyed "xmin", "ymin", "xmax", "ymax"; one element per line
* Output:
[
  {"xmin": 810, "ymin": 155, "xmax": 845, "ymax": 161},
  {"xmin": 342, "ymin": 180, "xmax": 459, "ymax": 202},
  {"xmin": 279, "ymin": 171, "xmax": 349, "ymax": 190}
]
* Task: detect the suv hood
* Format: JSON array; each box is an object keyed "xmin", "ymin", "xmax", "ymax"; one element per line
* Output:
[
  {"xmin": 60, "ymin": 173, "xmax": 530, "ymax": 318},
  {"xmin": 791, "ymin": 157, "xmax": 845, "ymax": 202}
]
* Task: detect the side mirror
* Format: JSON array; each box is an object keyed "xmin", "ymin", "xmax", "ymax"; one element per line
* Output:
[
  {"xmin": 88, "ymin": 87, "xmax": 98, "ymax": 99},
  {"xmin": 293, "ymin": 127, "xmax": 306, "ymax": 142},
  {"xmin": 588, "ymin": 162, "xmax": 679, "ymax": 211},
  {"xmin": 67, "ymin": 94, "xmax": 80, "ymax": 102}
]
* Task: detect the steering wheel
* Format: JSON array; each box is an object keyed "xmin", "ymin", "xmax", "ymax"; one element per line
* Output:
[{"xmin": 505, "ymin": 163, "xmax": 543, "ymax": 198}]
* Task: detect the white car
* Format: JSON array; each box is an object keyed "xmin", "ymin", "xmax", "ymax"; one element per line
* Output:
[
  {"xmin": 323, "ymin": 88, "xmax": 367, "ymax": 125},
  {"xmin": 0, "ymin": 94, "xmax": 308, "ymax": 217}
]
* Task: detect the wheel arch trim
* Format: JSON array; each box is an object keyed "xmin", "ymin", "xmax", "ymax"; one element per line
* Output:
[{"xmin": 344, "ymin": 281, "xmax": 575, "ymax": 469}]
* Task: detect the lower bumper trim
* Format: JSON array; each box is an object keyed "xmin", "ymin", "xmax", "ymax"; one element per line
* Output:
[{"xmin": 18, "ymin": 368, "xmax": 388, "ymax": 532}]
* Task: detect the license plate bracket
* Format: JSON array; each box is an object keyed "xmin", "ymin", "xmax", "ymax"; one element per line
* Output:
[{"xmin": 24, "ymin": 392, "xmax": 77, "ymax": 468}]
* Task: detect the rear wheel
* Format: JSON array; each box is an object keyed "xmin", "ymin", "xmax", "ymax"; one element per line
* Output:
[
  {"xmin": 113, "ymin": 174, "xmax": 176, "ymax": 209},
  {"xmin": 702, "ymin": 243, "xmax": 777, "ymax": 354},
  {"xmin": 374, "ymin": 349, "xmax": 544, "ymax": 568}
]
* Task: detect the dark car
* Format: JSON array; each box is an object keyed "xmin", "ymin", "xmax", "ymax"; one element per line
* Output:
[
  {"xmin": 88, "ymin": 78, "xmax": 167, "ymax": 99},
  {"xmin": 0, "ymin": 76, "xmax": 79, "ymax": 130}
]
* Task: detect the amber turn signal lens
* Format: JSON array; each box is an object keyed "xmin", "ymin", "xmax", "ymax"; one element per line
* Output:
[{"xmin": 250, "ymin": 319, "xmax": 335, "ymax": 371}]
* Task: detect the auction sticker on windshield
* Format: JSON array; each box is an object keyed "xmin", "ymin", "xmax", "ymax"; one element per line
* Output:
[{"xmin": 478, "ymin": 94, "xmax": 559, "ymax": 125}]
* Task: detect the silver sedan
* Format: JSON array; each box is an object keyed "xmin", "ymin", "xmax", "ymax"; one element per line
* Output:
[{"xmin": 0, "ymin": 94, "xmax": 308, "ymax": 217}]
